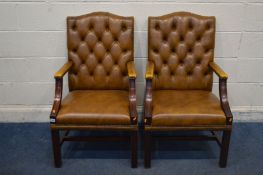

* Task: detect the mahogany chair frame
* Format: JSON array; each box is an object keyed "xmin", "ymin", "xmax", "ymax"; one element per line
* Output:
[
  {"xmin": 50, "ymin": 36, "xmax": 138, "ymax": 168},
  {"xmin": 144, "ymin": 61, "xmax": 233, "ymax": 168},
  {"xmin": 144, "ymin": 13, "xmax": 233, "ymax": 168}
]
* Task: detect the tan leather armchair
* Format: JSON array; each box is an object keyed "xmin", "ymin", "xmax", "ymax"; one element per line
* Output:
[
  {"xmin": 50, "ymin": 12, "xmax": 138, "ymax": 168},
  {"xmin": 144, "ymin": 12, "xmax": 233, "ymax": 168}
]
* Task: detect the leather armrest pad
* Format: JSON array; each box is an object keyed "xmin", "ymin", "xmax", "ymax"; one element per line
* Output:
[
  {"xmin": 127, "ymin": 61, "xmax": 136, "ymax": 78},
  {"xmin": 54, "ymin": 61, "xmax": 72, "ymax": 78},
  {"xmin": 145, "ymin": 61, "xmax": 154, "ymax": 79},
  {"xmin": 209, "ymin": 62, "xmax": 228, "ymax": 79}
]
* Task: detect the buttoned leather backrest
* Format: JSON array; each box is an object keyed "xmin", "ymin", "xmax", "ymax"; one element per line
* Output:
[
  {"xmin": 148, "ymin": 12, "xmax": 215, "ymax": 90},
  {"xmin": 67, "ymin": 12, "xmax": 134, "ymax": 90}
]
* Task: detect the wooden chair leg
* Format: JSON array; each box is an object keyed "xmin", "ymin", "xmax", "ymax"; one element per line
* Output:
[
  {"xmin": 219, "ymin": 130, "xmax": 231, "ymax": 168},
  {"xmin": 51, "ymin": 130, "xmax": 62, "ymax": 168},
  {"xmin": 144, "ymin": 131, "xmax": 151, "ymax": 168},
  {"xmin": 131, "ymin": 131, "xmax": 138, "ymax": 168}
]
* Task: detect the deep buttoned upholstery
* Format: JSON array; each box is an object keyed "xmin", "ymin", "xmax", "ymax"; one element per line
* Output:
[
  {"xmin": 50, "ymin": 12, "xmax": 138, "ymax": 168},
  {"xmin": 148, "ymin": 12, "xmax": 215, "ymax": 90},
  {"xmin": 144, "ymin": 12, "xmax": 233, "ymax": 168},
  {"xmin": 67, "ymin": 12, "xmax": 133, "ymax": 90},
  {"xmin": 146, "ymin": 12, "xmax": 224, "ymax": 127},
  {"xmin": 53, "ymin": 12, "xmax": 137, "ymax": 126}
]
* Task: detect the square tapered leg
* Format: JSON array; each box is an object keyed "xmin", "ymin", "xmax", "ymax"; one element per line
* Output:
[
  {"xmin": 219, "ymin": 130, "xmax": 231, "ymax": 168},
  {"xmin": 51, "ymin": 130, "xmax": 62, "ymax": 168}
]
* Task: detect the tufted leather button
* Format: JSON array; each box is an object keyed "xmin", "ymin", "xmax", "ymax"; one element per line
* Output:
[
  {"xmin": 90, "ymin": 48, "xmax": 93, "ymax": 53},
  {"xmin": 114, "ymin": 36, "xmax": 118, "ymax": 42},
  {"xmin": 172, "ymin": 19, "xmax": 177, "ymax": 29},
  {"xmin": 153, "ymin": 48, "xmax": 159, "ymax": 54},
  {"xmin": 196, "ymin": 35, "xmax": 201, "ymax": 42},
  {"xmin": 205, "ymin": 48, "xmax": 210, "ymax": 54},
  {"xmin": 121, "ymin": 23, "xmax": 127, "ymax": 31},
  {"xmin": 105, "ymin": 21, "xmax": 109, "ymax": 30},
  {"xmin": 188, "ymin": 48, "xmax": 192, "ymax": 53},
  {"xmin": 122, "ymin": 72, "xmax": 127, "ymax": 76},
  {"xmin": 196, "ymin": 59, "xmax": 201, "ymax": 64},
  {"xmin": 72, "ymin": 22, "xmax": 77, "ymax": 30},
  {"xmin": 123, "ymin": 48, "xmax": 128, "ymax": 53},
  {"xmin": 180, "ymin": 35, "xmax": 184, "ymax": 42},
  {"xmin": 188, "ymin": 19, "xmax": 193, "ymax": 30},
  {"xmin": 179, "ymin": 59, "xmax": 184, "ymax": 65},
  {"xmin": 163, "ymin": 60, "xmax": 167, "ymax": 64},
  {"xmin": 171, "ymin": 47, "xmax": 176, "ymax": 53},
  {"xmin": 81, "ymin": 35, "xmax": 86, "ymax": 41},
  {"xmin": 206, "ymin": 22, "xmax": 211, "ymax": 30},
  {"xmin": 163, "ymin": 35, "xmax": 168, "ymax": 42},
  {"xmin": 155, "ymin": 23, "xmax": 160, "ymax": 30},
  {"xmin": 105, "ymin": 26, "xmax": 109, "ymax": 31},
  {"xmin": 89, "ymin": 23, "xmax": 94, "ymax": 30},
  {"xmin": 73, "ymin": 48, "xmax": 78, "ymax": 52},
  {"xmin": 187, "ymin": 71, "xmax": 193, "ymax": 76}
]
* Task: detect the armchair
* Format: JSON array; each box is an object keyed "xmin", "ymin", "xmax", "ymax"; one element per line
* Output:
[
  {"xmin": 144, "ymin": 12, "xmax": 233, "ymax": 168},
  {"xmin": 50, "ymin": 12, "xmax": 138, "ymax": 168}
]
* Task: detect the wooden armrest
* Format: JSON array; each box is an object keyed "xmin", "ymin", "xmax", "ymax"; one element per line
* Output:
[
  {"xmin": 128, "ymin": 77, "xmax": 138, "ymax": 124},
  {"xmin": 209, "ymin": 62, "xmax": 228, "ymax": 79},
  {"xmin": 209, "ymin": 62, "xmax": 232, "ymax": 124},
  {"xmin": 127, "ymin": 61, "xmax": 136, "ymax": 78},
  {"xmin": 219, "ymin": 78, "xmax": 233, "ymax": 124},
  {"xmin": 54, "ymin": 61, "xmax": 72, "ymax": 78},
  {"xmin": 127, "ymin": 64, "xmax": 138, "ymax": 124},
  {"xmin": 50, "ymin": 78, "xmax": 63, "ymax": 123},
  {"xmin": 51, "ymin": 61, "xmax": 71, "ymax": 122},
  {"xmin": 144, "ymin": 78, "xmax": 153, "ymax": 125},
  {"xmin": 145, "ymin": 61, "xmax": 154, "ymax": 79}
]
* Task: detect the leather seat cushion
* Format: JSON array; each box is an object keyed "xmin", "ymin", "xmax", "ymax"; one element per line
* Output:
[
  {"xmin": 152, "ymin": 90, "xmax": 226, "ymax": 126},
  {"xmin": 56, "ymin": 90, "xmax": 131, "ymax": 125}
]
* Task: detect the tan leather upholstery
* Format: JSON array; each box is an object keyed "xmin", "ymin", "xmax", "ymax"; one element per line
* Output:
[
  {"xmin": 148, "ymin": 12, "xmax": 215, "ymax": 90},
  {"xmin": 57, "ymin": 90, "xmax": 130, "ymax": 125},
  {"xmin": 152, "ymin": 90, "xmax": 226, "ymax": 126},
  {"xmin": 67, "ymin": 12, "xmax": 134, "ymax": 90},
  {"xmin": 145, "ymin": 12, "xmax": 228, "ymax": 128},
  {"xmin": 144, "ymin": 12, "xmax": 232, "ymax": 168},
  {"xmin": 52, "ymin": 12, "xmax": 137, "ymax": 126},
  {"xmin": 50, "ymin": 13, "xmax": 138, "ymax": 168}
]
